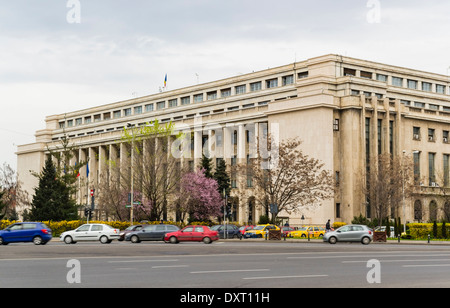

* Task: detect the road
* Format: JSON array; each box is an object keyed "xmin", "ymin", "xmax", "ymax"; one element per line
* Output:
[{"xmin": 1, "ymin": 240, "xmax": 450, "ymax": 289}]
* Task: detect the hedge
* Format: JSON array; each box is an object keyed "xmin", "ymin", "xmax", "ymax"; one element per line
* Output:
[{"xmin": 407, "ymin": 223, "xmax": 450, "ymax": 239}]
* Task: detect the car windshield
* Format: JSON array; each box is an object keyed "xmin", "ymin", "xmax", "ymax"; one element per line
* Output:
[
  {"xmin": 297, "ymin": 227, "xmax": 308, "ymax": 231},
  {"xmin": 253, "ymin": 225, "xmax": 266, "ymax": 230},
  {"xmin": 210, "ymin": 225, "xmax": 221, "ymax": 230}
]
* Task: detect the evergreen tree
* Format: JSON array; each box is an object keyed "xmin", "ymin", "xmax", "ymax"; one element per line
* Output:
[
  {"xmin": 432, "ymin": 220, "xmax": 438, "ymax": 238},
  {"xmin": 442, "ymin": 221, "xmax": 447, "ymax": 239},
  {"xmin": 29, "ymin": 156, "xmax": 78, "ymax": 221},
  {"xmin": 213, "ymin": 158, "xmax": 231, "ymax": 197},
  {"xmin": 199, "ymin": 154, "xmax": 213, "ymax": 178}
]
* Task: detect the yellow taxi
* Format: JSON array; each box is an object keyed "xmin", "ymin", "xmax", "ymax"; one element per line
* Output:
[
  {"xmin": 244, "ymin": 224, "xmax": 280, "ymax": 238},
  {"xmin": 289, "ymin": 226, "xmax": 326, "ymax": 238}
]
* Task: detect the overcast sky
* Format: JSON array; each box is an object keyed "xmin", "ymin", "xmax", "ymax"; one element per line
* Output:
[{"xmin": 1, "ymin": 0, "xmax": 450, "ymax": 171}]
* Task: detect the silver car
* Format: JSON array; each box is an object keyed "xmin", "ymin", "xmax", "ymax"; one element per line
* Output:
[{"xmin": 323, "ymin": 224, "xmax": 373, "ymax": 245}]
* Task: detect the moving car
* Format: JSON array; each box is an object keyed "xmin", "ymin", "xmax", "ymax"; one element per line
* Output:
[
  {"xmin": 60, "ymin": 223, "xmax": 120, "ymax": 244},
  {"xmin": 243, "ymin": 224, "xmax": 280, "ymax": 238},
  {"xmin": 289, "ymin": 226, "xmax": 326, "ymax": 238},
  {"xmin": 125, "ymin": 224, "xmax": 179, "ymax": 243},
  {"xmin": 210, "ymin": 224, "xmax": 242, "ymax": 239},
  {"xmin": 0, "ymin": 222, "xmax": 52, "ymax": 245},
  {"xmin": 164, "ymin": 225, "xmax": 219, "ymax": 244},
  {"xmin": 323, "ymin": 224, "xmax": 373, "ymax": 245}
]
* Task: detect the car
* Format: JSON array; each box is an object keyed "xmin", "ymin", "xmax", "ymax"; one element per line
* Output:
[
  {"xmin": 289, "ymin": 226, "xmax": 326, "ymax": 238},
  {"xmin": 238, "ymin": 225, "xmax": 254, "ymax": 235},
  {"xmin": 164, "ymin": 225, "xmax": 219, "ymax": 244},
  {"xmin": 125, "ymin": 224, "xmax": 180, "ymax": 243},
  {"xmin": 323, "ymin": 224, "xmax": 373, "ymax": 245},
  {"xmin": 118, "ymin": 224, "xmax": 145, "ymax": 241},
  {"xmin": 281, "ymin": 226, "xmax": 295, "ymax": 236},
  {"xmin": 374, "ymin": 226, "xmax": 396, "ymax": 238},
  {"xmin": 0, "ymin": 222, "xmax": 52, "ymax": 245},
  {"xmin": 243, "ymin": 224, "xmax": 280, "ymax": 238},
  {"xmin": 60, "ymin": 223, "xmax": 120, "ymax": 244},
  {"xmin": 210, "ymin": 224, "xmax": 242, "ymax": 239}
]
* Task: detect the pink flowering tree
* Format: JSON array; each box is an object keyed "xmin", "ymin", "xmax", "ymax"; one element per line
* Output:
[{"xmin": 179, "ymin": 169, "xmax": 223, "ymax": 221}]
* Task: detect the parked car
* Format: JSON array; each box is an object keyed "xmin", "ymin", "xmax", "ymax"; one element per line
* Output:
[
  {"xmin": 281, "ymin": 226, "xmax": 295, "ymax": 236},
  {"xmin": 243, "ymin": 224, "xmax": 280, "ymax": 238},
  {"xmin": 118, "ymin": 224, "xmax": 144, "ymax": 241},
  {"xmin": 125, "ymin": 224, "xmax": 180, "ymax": 243},
  {"xmin": 210, "ymin": 224, "xmax": 242, "ymax": 239},
  {"xmin": 323, "ymin": 224, "xmax": 373, "ymax": 245},
  {"xmin": 289, "ymin": 226, "xmax": 326, "ymax": 238},
  {"xmin": 374, "ymin": 226, "xmax": 395, "ymax": 238},
  {"xmin": 164, "ymin": 225, "xmax": 219, "ymax": 244},
  {"xmin": 0, "ymin": 222, "xmax": 52, "ymax": 245},
  {"xmin": 239, "ymin": 225, "xmax": 254, "ymax": 235},
  {"xmin": 60, "ymin": 223, "xmax": 120, "ymax": 244}
]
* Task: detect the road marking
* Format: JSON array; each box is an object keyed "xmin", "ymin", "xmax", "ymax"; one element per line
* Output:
[
  {"xmin": 190, "ymin": 269, "xmax": 270, "ymax": 274},
  {"xmin": 403, "ymin": 264, "xmax": 450, "ymax": 268},
  {"xmin": 108, "ymin": 259, "xmax": 179, "ymax": 263},
  {"xmin": 343, "ymin": 259, "xmax": 450, "ymax": 263},
  {"xmin": 243, "ymin": 274, "xmax": 328, "ymax": 280},
  {"xmin": 152, "ymin": 265, "xmax": 189, "ymax": 269}
]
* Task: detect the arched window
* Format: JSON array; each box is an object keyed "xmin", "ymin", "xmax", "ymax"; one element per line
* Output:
[
  {"xmin": 414, "ymin": 200, "xmax": 422, "ymax": 222},
  {"xmin": 429, "ymin": 200, "xmax": 438, "ymax": 222}
]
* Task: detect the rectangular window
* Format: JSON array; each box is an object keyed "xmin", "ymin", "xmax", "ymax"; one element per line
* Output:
[
  {"xmin": 282, "ymin": 75, "xmax": 294, "ymax": 85},
  {"xmin": 102, "ymin": 113, "xmax": 110, "ymax": 121},
  {"xmin": 168, "ymin": 99, "xmax": 177, "ymax": 108},
  {"xmin": 84, "ymin": 116, "xmax": 91, "ymax": 124},
  {"xmin": 193, "ymin": 94, "xmax": 203, "ymax": 103},
  {"xmin": 113, "ymin": 110, "xmax": 121, "ymax": 118},
  {"xmin": 344, "ymin": 68, "xmax": 356, "ymax": 76},
  {"xmin": 360, "ymin": 71, "xmax": 372, "ymax": 79},
  {"xmin": 181, "ymin": 96, "xmax": 190, "ymax": 105},
  {"xmin": 207, "ymin": 91, "xmax": 217, "ymax": 100},
  {"xmin": 156, "ymin": 101, "xmax": 165, "ymax": 110},
  {"xmin": 75, "ymin": 118, "xmax": 82, "ymax": 126},
  {"xmin": 413, "ymin": 126, "xmax": 421, "ymax": 140},
  {"xmin": 298, "ymin": 71, "xmax": 308, "ymax": 79},
  {"xmin": 443, "ymin": 130, "xmax": 449, "ymax": 143},
  {"xmin": 436, "ymin": 84, "xmax": 446, "ymax": 94},
  {"xmin": 444, "ymin": 154, "xmax": 450, "ymax": 187},
  {"xmin": 407, "ymin": 79, "xmax": 418, "ymax": 89},
  {"xmin": 250, "ymin": 82, "xmax": 261, "ymax": 92},
  {"xmin": 266, "ymin": 78, "xmax": 278, "ymax": 89},
  {"xmin": 145, "ymin": 103, "xmax": 154, "ymax": 112},
  {"xmin": 134, "ymin": 106, "xmax": 142, "ymax": 114},
  {"xmin": 428, "ymin": 104, "xmax": 439, "ymax": 110},
  {"xmin": 428, "ymin": 128, "xmax": 435, "ymax": 142},
  {"xmin": 422, "ymin": 82, "xmax": 432, "ymax": 92},
  {"xmin": 413, "ymin": 151, "xmax": 421, "ymax": 184},
  {"xmin": 221, "ymin": 88, "xmax": 231, "ymax": 97},
  {"xmin": 124, "ymin": 108, "xmax": 132, "ymax": 116},
  {"xmin": 333, "ymin": 119, "xmax": 339, "ymax": 131},
  {"xmin": 376, "ymin": 74, "xmax": 387, "ymax": 82},
  {"xmin": 414, "ymin": 102, "xmax": 425, "ymax": 108},
  {"xmin": 429, "ymin": 152, "xmax": 436, "ymax": 186},
  {"xmin": 392, "ymin": 77, "xmax": 403, "ymax": 87},
  {"xmin": 235, "ymin": 85, "xmax": 246, "ymax": 94}
]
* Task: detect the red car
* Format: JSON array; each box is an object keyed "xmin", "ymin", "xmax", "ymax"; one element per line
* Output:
[
  {"xmin": 164, "ymin": 225, "xmax": 219, "ymax": 244},
  {"xmin": 238, "ymin": 225, "xmax": 254, "ymax": 235}
]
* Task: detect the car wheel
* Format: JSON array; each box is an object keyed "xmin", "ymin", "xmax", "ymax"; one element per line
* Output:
[
  {"xmin": 301, "ymin": 234, "xmax": 306, "ymax": 238},
  {"xmin": 64, "ymin": 236, "xmax": 74, "ymax": 244},
  {"xmin": 328, "ymin": 236, "xmax": 337, "ymax": 244},
  {"xmin": 0, "ymin": 237, "xmax": 3, "ymax": 245},
  {"xmin": 169, "ymin": 236, "xmax": 178, "ymax": 244},
  {"xmin": 33, "ymin": 236, "xmax": 43, "ymax": 245},
  {"xmin": 361, "ymin": 237, "xmax": 371, "ymax": 245},
  {"xmin": 131, "ymin": 235, "xmax": 140, "ymax": 243},
  {"xmin": 203, "ymin": 237, "xmax": 212, "ymax": 244},
  {"xmin": 100, "ymin": 235, "xmax": 110, "ymax": 244}
]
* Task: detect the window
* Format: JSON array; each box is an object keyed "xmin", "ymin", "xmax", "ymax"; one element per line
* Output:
[
  {"xmin": 282, "ymin": 75, "xmax": 294, "ymax": 85},
  {"xmin": 102, "ymin": 113, "xmax": 110, "ymax": 121},
  {"xmin": 443, "ymin": 130, "xmax": 449, "ymax": 143},
  {"xmin": 113, "ymin": 110, "xmax": 121, "ymax": 118},
  {"xmin": 235, "ymin": 85, "xmax": 246, "ymax": 94},
  {"xmin": 59, "ymin": 122, "xmax": 65, "ymax": 129},
  {"xmin": 333, "ymin": 119, "xmax": 339, "ymax": 131},
  {"xmin": 360, "ymin": 71, "xmax": 372, "ymax": 79},
  {"xmin": 75, "ymin": 118, "xmax": 82, "ymax": 126},
  {"xmin": 428, "ymin": 128, "xmax": 435, "ymax": 142},
  {"xmin": 156, "ymin": 101, "xmax": 165, "ymax": 110},
  {"xmin": 428, "ymin": 104, "xmax": 439, "ymax": 110},
  {"xmin": 413, "ymin": 127, "xmax": 421, "ymax": 140},
  {"xmin": 221, "ymin": 88, "xmax": 231, "ymax": 97},
  {"xmin": 124, "ymin": 108, "xmax": 132, "ymax": 116},
  {"xmin": 414, "ymin": 102, "xmax": 425, "ymax": 108},
  {"xmin": 91, "ymin": 225, "xmax": 103, "ymax": 231},
  {"xmin": 444, "ymin": 154, "xmax": 450, "ymax": 187},
  {"xmin": 207, "ymin": 91, "xmax": 217, "ymax": 100},
  {"xmin": 193, "ymin": 94, "xmax": 203, "ymax": 103},
  {"xmin": 298, "ymin": 71, "xmax": 308, "ymax": 79},
  {"xmin": 376, "ymin": 74, "xmax": 387, "ymax": 82},
  {"xmin": 429, "ymin": 152, "xmax": 436, "ymax": 186},
  {"xmin": 134, "ymin": 106, "xmax": 142, "ymax": 115},
  {"xmin": 181, "ymin": 96, "xmax": 190, "ymax": 105},
  {"xmin": 422, "ymin": 82, "xmax": 432, "ymax": 92},
  {"xmin": 266, "ymin": 78, "xmax": 278, "ymax": 89},
  {"xmin": 145, "ymin": 103, "xmax": 154, "ymax": 112},
  {"xmin": 413, "ymin": 151, "xmax": 421, "ymax": 183},
  {"xmin": 250, "ymin": 82, "xmax": 261, "ymax": 92},
  {"xmin": 407, "ymin": 79, "xmax": 418, "ymax": 89},
  {"xmin": 84, "ymin": 116, "xmax": 91, "ymax": 124},
  {"xmin": 392, "ymin": 77, "xmax": 403, "ymax": 87},
  {"xmin": 168, "ymin": 99, "xmax": 177, "ymax": 108},
  {"xmin": 343, "ymin": 68, "xmax": 356, "ymax": 76},
  {"xmin": 436, "ymin": 84, "xmax": 446, "ymax": 94},
  {"xmin": 67, "ymin": 119, "xmax": 73, "ymax": 127}
]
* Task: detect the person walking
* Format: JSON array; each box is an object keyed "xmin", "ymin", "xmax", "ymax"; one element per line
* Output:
[{"xmin": 325, "ymin": 219, "xmax": 331, "ymax": 232}]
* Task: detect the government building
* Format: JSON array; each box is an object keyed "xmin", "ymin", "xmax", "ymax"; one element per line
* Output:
[{"xmin": 16, "ymin": 54, "xmax": 450, "ymax": 226}]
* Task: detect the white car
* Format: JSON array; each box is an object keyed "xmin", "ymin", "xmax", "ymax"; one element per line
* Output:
[{"xmin": 60, "ymin": 223, "xmax": 120, "ymax": 244}]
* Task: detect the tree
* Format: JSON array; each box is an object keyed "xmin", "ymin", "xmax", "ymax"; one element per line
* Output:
[
  {"xmin": 177, "ymin": 169, "xmax": 223, "ymax": 221},
  {"xmin": 29, "ymin": 156, "xmax": 78, "ymax": 221},
  {"xmin": 249, "ymin": 137, "xmax": 334, "ymax": 222},
  {"xmin": 0, "ymin": 191, "xmax": 6, "ymax": 220},
  {"xmin": 213, "ymin": 158, "xmax": 231, "ymax": 197},
  {"xmin": 199, "ymin": 154, "xmax": 213, "ymax": 178},
  {"xmin": 0, "ymin": 163, "xmax": 29, "ymax": 220}
]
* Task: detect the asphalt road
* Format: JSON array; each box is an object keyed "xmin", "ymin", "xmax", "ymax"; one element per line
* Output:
[{"xmin": 1, "ymin": 239, "xmax": 450, "ymax": 289}]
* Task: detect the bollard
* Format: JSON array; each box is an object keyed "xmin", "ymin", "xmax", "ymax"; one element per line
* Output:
[
  {"xmin": 308, "ymin": 232, "xmax": 310, "ymax": 242},
  {"xmin": 428, "ymin": 234, "xmax": 430, "ymax": 244},
  {"xmin": 398, "ymin": 234, "xmax": 400, "ymax": 243}
]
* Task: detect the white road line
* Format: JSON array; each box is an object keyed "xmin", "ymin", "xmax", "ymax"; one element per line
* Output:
[
  {"xmin": 108, "ymin": 259, "xmax": 179, "ymax": 263},
  {"xmin": 152, "ymin": 265, "xmax": 189, "ymax": 269},
  {"xmin": 403, "ymin": 264, "xmax": 450, "ymax": 268},
  {"xmin": 243, "ymin": 274, "xmax": 328, "ymax": 280},
  {"xmin": 343, "ymin": 259, "xmax": 450, "ymax": 263},
  {"xmin": 190, "ymin": 269, "xmax": 270, "ymax": 274}
]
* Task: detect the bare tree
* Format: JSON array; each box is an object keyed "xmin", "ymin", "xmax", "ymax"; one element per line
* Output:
[{"xmin": 248, "ymin": 137, "xmax": 334, "ymax": 222}]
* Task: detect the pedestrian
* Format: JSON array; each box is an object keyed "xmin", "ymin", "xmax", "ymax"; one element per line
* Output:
[{"xmin": 325, "ymin": 219, "xmax": 331, "ymax": 232}]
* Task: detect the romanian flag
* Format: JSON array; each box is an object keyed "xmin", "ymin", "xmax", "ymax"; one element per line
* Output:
[{"xmin": 164, "ymin": 74, "xmax": 167, "ymax": 88}]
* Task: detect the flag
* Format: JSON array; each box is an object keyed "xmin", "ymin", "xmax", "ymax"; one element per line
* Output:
[
  {"xmin": 86, "ymin": 162, "xmax": 89, "ymax": 178},
  {"xmin": 164, "ymin": 74, "xmax": 167, "ymax": 88}
]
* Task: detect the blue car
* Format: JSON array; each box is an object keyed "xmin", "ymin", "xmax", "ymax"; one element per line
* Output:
[{"xmin": 0, "ymin": 222, "xmax": 52, "ymax": 245}]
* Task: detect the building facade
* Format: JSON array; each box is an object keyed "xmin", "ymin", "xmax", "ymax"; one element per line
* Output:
[{"xmin": 17, "ymin": 54, "xmax": 450, "ymax": 225}]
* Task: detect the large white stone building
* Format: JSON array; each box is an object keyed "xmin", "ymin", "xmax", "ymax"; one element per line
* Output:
[{"xmin": 17, "ymin": 54, "xmax": 450, "ymax": 225}]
